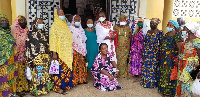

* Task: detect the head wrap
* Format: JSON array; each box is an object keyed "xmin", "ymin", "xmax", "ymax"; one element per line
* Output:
[
  {"xmin": 0, "ymin": 14, "xmax": 9, "ymax": 21},
  {"xmin": 69, "ymin": 15, "xmax": 87, "ymax": 56},
  {"xmin": 168, "ymin": 20, "xmax": 180, "ymax": 29},
  {"xmin": 0, "ymin": 14, "xmax": 15, "ymax": 65},
  {"xmin": 138, "ymin": 18, "xmax": 144, "ymax": 22},
  {"xmin": 25, "ymin": 18, "xmax": 49, "ymax": 63},
  {"xmin": 119, "ymin": 14, "xmax": 127, "ymax": 20},
  {"xmin": 11, "ymin": 15, "xmax": 29, "ymax": 63},
  {"xmin": 185, "ymin": 21, "xmax": 200, "ymax": 33},
  {"xmin": 151, "ymin": 18, "xmax": 161, "ymax": 25},
  {"xmin": 18, "ymin": 15, "xmax": 25, "ymax": 20},
  {"xmin": 49, "ymin": 9, "xmax": 73, "ymax": 69}
]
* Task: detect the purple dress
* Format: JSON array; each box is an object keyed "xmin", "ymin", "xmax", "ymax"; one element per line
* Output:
[
  {"xmin": 91, "ymin": 52, "xmax": 122, "ymax": 91},
  {"xmin": 130, "ymin": 30, "xmax": 144, "ymax": 75}
]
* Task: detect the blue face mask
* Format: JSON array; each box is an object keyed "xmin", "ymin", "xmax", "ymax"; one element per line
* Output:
[
  {"xmin": 37, "ymin": 24, "xmax": 44, "ymax": 30},
  {"xmin": 166, "ymin": 27, "xmax": 173, "ymax": 32},
  {"xmin": 87, "ymin": 24, "xmax": 93, "ymax": 28},
  {"xmin": 59, "ymin": 15, "xmax": 65, "ymax": 21},
  {"xmin": 182, "ymin": 31, "xmax": 188, "ymax": 37},
  {"xmin": 75, "ymin": 22, "xmax": 80, "ymax": 27}
]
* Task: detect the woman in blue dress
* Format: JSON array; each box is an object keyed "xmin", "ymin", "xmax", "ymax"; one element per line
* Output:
[
  {"xmin": 141, "ymin": 18, "xmax": 163, "ymax": 88},
  {"xmin": 84, "ymin": 17, "xmax": 98, "ymax": 71}
]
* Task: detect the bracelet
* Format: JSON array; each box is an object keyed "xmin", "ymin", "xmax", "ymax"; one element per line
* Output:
[{"xmin": 116, "ymin": 70, "xmax": 119, "ymax": 72}]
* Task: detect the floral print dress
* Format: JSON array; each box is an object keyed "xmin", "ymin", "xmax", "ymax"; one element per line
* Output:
[
  {"xmin": 176, "ymin": 38, "xmax": 200, "ymax": 97},
  {"xmin": 141, "ymin": 31, "xmax": 163, "ymax": 88},
  {"xmin": 91, "ymin": 52, "xmax": 122, "ymax": 91},
  {"xmin": 130, "ymin": 30, "xmax": 144, "ymax": 75},
  {"xmin": 158, "ymin": 33, "xmax": 182, "ymax": 96}
]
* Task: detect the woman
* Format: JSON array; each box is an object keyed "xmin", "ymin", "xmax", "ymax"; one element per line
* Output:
[
  {"xmin": 113, "ymin": 15, "xmax": 131, "ymax": 78},
  {"xmin": 141, "ymin": 18, "xmax": 163, "ymax": 88},
  {"xmin": 96, "ymin": 11, "xmax": 117, "ymax": 64},
  {"xmin": 49, "ymin": 8, "xmax": 74, "ymax": 95},
  {"xmin": 130, "ymin": 18, "xmax": 144, "ymax": 77},
  {"xmin": 176, "ymin": 21, "xmax": 200, "ymax": 97},
  {"xmin": 0, "ymin": 14, "xmax": 18, "ymax": 97},
  {"xmin": 84, "ymin": 17, "xmax": 98, "ymax": 71},
  {"xmin": 25, "ymin": 18, "xmax": 52, "ymax": 96},
  {"xmin": 91, "ymin": 43, "xmax": 122, "ymax": 91},
  {"xmin": 158, "ymin": 20, "xmax": 182, "ymax": 97},
  {"xmin": 11, "ymin": 15, "xmax": 29, "ymax": 97},
  {"xmin": 69, "ymin": 15, "xmax": 87, "ymax": 85}
]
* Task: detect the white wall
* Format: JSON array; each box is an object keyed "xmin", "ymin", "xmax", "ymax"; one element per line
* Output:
[
  {"xmin": 138, "ymin": 0, "xmax": 147, "ymax": 18},
  {"xmin": 15, "ymin": 0, "xmax": 26, "ymax": 17}
]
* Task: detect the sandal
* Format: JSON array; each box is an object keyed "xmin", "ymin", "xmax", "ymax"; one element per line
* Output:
[
  {"xmin": 55, "ymin": 90, "xmax": 64, "ymax": 94},
  {"xmin": 19, "ymin": 93, "xmax": 27, "ymax": 97},
  {"xmin": 62, "ymin": 90, "xmax": 68, "ymax": 95}
]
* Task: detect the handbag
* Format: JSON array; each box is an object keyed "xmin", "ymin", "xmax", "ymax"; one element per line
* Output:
[
  {"xmin": 170, "ymin": 66, "xmax": 178, "ymax": 81},
  {"xmin": 49, "ymin": 60, "xmax": 59, "ymax": 74},
  {"xmin": 25, "ymin": 66, "xmax": 32, "ymax": 81}
]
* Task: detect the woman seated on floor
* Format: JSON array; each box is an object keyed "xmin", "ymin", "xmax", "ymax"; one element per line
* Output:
[{"xmin": 91, "ymin": 43, "xmax": 122, "ymax": 91}]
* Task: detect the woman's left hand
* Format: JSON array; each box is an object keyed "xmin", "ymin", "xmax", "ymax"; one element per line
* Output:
[{"xmin": 115, "ymin": 71, "xmax": 119, "ymax": 78}]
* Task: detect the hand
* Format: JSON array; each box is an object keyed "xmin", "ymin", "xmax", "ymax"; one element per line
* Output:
[
  {"xmin": 115, "ymin": 71, "xmax": 119, "ymax": 78},
  {"xmin": 109, "ymin": 75, "xmax": 114, "ymax": 81},
  {"xmin": 111, "ymin": 35, "xmax": 116, "ymax": 40}
]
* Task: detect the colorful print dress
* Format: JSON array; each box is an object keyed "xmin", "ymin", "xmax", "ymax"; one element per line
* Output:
[
  {"xmin": 130, "ymin": 30, "xmax": 144, "ymax": 75},
  {"xmin": 158, "ymin": 33, "xmax": 182, "ymax": 96},
  {"xmin": 176, "ymin": 38, "xmax": 200, "ymax": 97},
  {"xmin": 114, "ymin": 25, "xmax": 131, "ymax": 78},
  {"xmin": 141, "ymin": 31, "xmax": 163, "ymax": 88},
  {"xmin": 0, "ymin": 27, "xmax": 18, "ymax": 97},
  {"xmin": 91, "ymin": 52, "xmax": 122, "ymax": 91}
]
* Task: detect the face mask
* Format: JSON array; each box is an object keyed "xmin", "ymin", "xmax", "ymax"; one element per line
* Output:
[
  {"xmin": 137, "ymin": 23, "xmax": 143, "ymax": 27},
  {"xmin": 166, "ymin": 27, "xmax": 173, "ymax": 32},
  {"xmin": 0, "ymin": 23, "xmax": 9, "ymax": 29},
  {"xmin": 59, "ymin": 15, "xmax": 65, "ymax": 21},
  {"xmin": 19, "ymin": 22, "xmax": 27, "ymax": 29},
  {"xmin": 87, "ymin": 24, "xmax": 93, "ymax": 28},
  {"xmin": 37, "ymin": 24, "xmax": 44, "ymax": 30},
  {"xmin": 99, "ymin": 17, "xmax": 106, "ymax": 22},
  {"xmin": 74, "ymin": 22, "xmax": 80, "ymax": 27},
  {"xmin": 181, "ymin": 25, "xmax": 185, "ymax": 27},
  {"xmin": 182, "ymin": 31, "xmax": 188, "ymax": 37},
  {"xmin": 120, "ymin": 22, "xmax": 127, "ymax": 25},
  {"xmin": 150, "ymin": 25, "xmax": 157, "ymax": 30}
]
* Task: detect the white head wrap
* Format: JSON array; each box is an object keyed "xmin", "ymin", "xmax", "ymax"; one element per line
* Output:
[{"xmin": 185, "ymin": 21, "xmax": 200, "ymax": 33}]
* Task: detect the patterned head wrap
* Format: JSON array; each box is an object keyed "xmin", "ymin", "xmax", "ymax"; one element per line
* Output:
[
  {"xmin": 151, "ymin": 18, "xmax": 161, "ymax": 25},
  {"xmin": 119, "ymin": 14, "xmax": 127, "ymax": 20},
  {"xmin": 18, "ymin": 15, "xmax": 25, "ymax": 20},
  {"xmin": 138, "ymin": 18, "xmax": 144, "ymax": 22},
  {"xmin": 168, "ymin": 20, "xmax": 180, "ymax": 29},
  {"xmin": 0, "ymin": 14, "xmax": 9, "ymax": 21}
]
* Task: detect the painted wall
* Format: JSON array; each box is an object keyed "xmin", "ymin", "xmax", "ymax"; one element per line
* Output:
[
  {"xmin": 145, "ymin": 0, "xmax": 164, "ymax": 30},
  {"xmin": 0, "ymin": 0, "xmax": 12, "ymax": 24},
  {"xmin": 11, "ymin": 0, "xmax": 26, "ymax": 23}
]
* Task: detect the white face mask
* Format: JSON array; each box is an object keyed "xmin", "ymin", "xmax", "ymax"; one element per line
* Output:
[
  {"xmin": 99, "ymin": 17, "xmax": 106, "ymax": 22},
  {"xmin": 120, "ymin": 22, "xmax": 127, "ymax": 25}
]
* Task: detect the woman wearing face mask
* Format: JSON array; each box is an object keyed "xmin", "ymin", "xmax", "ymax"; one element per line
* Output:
[
  {"xmin": 158, "ymin": 20, "xmax": 182, "ymax": 97},
  {"xmin": 49, "ymin": 8, "xmax": 74, "ymax": 95},
  {"xmin": 25, "ymin": 18, "xmax": 52, "ymax": 96},
  {"xmin": 11, "ymin": 15, "xmax": 29, "ymax": 97},
  {"xmin": 176, "ymin": 21, "xmax": 200, "ymax": 97},
  {"xmin": 91, "ymin": 43, "xmax": 122, "ymax": 91},
  {"xmin": 129, "ymin": 18, "xmax": 144, "ymax": 79},
  {"xmin": 140, "ymin": 18, "xmax": 163, "ymax": 88},
  {"xmin": 113, "ymin": 15, "xmax": 131, "ymax": 78},
  {"xmin": 69, "ymin": 15, "xmax": 87, "ymax": 85},
  {"xmin": 84, "ymin": 17, "xmax": 98, "ymax": 71},
  {"xmin": 96, "ymin": 11, "xmax": 118, "ymax": 74},
  {"xmin": 0, "ymin": 14, "xmax": 18, "ymax": 97}
]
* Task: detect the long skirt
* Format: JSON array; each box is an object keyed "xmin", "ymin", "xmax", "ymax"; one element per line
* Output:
[
  {"xmin": 17, "ymin": 62, "xmax": 29, "ymax": 92},
  {"xmin": 72, "ymin": 50, "xmax": 87, "ymax": 85},
  {"xmin": 53, "ymin": 58, "xmax": 74, "ymax": 91},
  {"xmin": 30, "ymin": 54, "xmax": 52, "ymax": 96},
  {"xmin": 0, "ymin": 55, "xmax": 18, "ymax": 97}
]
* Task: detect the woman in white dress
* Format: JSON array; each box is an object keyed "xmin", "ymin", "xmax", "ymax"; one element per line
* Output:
[{"xmin": 95, "ymin": 11, "xmax": 117, "ymax": 64}]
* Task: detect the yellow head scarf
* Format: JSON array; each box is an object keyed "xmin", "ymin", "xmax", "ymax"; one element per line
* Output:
[{"xmin": 49, "ymin": 9, "xmax": 73, "ymax": 69}]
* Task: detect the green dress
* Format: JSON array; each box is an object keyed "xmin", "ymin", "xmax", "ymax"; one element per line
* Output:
[
  {"xmin": 84, "ymin": 29, "xmax": 98, "ymax": 71},
  {"xmin": 114, "ymin": 25, "xmax": 131, "ymax": 78}
]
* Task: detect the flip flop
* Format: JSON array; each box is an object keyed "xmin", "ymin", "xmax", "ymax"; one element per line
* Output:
[{"xmin": 62, "ymin": 90, "xmax": 68, "ymax": 95}]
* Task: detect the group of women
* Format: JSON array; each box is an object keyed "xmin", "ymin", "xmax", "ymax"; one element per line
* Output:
[{"xmin": 1, "ymin": 7, "xmax": 200, "ymax": 97}]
